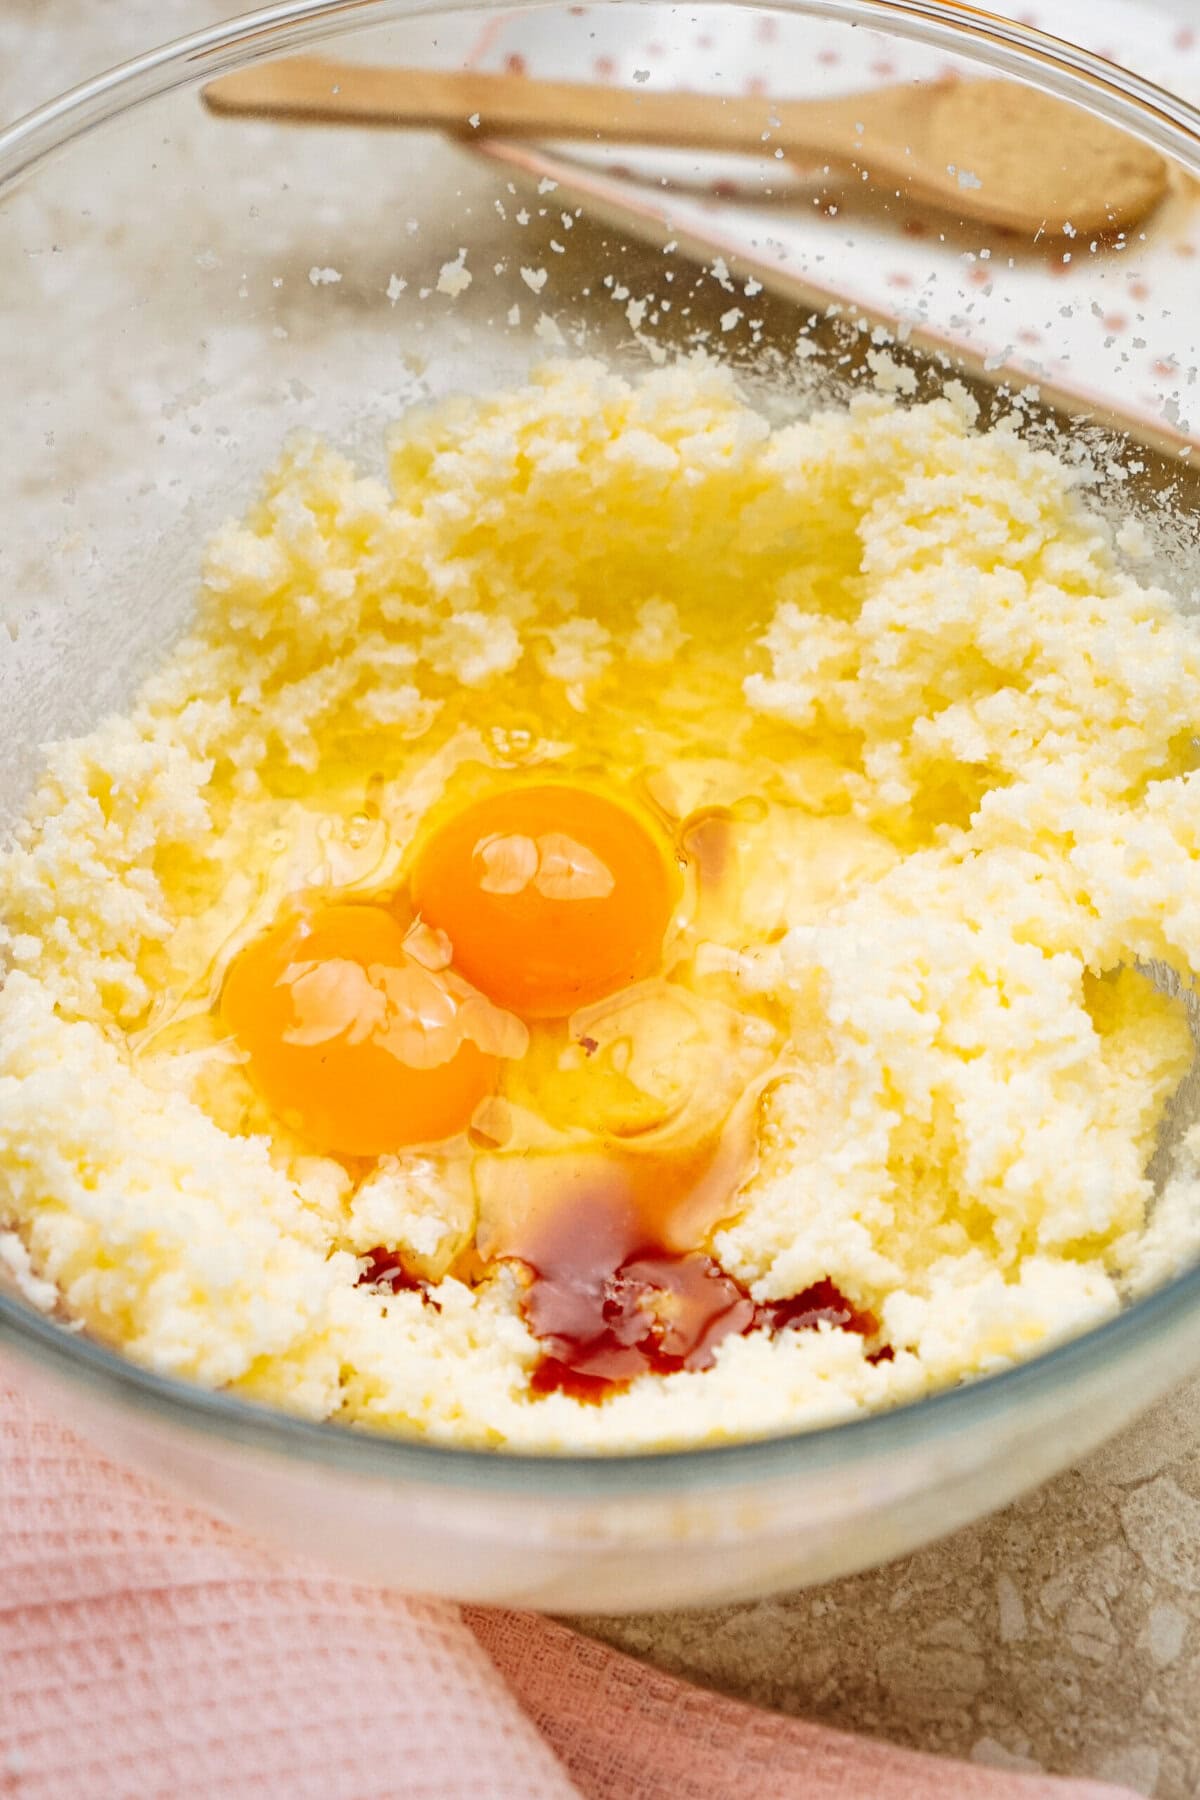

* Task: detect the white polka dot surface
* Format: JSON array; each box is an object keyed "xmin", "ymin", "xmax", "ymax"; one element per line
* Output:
[{"xmin": 458, "ymin": 0, "xmax": 1200, "ymax": 446}]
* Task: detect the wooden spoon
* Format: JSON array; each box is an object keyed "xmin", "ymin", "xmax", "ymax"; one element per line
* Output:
[{"xmin": 203, "ymin": 56, "xmax": 1170, "ymax": 237}]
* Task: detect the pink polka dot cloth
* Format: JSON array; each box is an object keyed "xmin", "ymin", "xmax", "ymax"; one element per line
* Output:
[{"xmin": 0, "ymin": 1378, "xmax": 1137, "ymax": 1800}]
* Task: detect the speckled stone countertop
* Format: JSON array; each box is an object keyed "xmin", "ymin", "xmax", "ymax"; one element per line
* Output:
[{"xmin": 5, "ymin": 2, "xmax": 1199, "ymax": 1794}]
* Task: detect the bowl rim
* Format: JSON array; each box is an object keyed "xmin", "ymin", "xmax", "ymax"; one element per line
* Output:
[{"xmin": 3, "ymin": 0, "xmax": 1200, "ymax": 1493}]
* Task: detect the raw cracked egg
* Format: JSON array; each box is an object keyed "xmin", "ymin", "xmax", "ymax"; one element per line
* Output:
[
  {"xmin": 409, "ymin": 781, "xmax": 682, "ymax": 1018},
  {"xmin": 220, "ymin": 900, "xmax": 527, "ymax": 1157}
]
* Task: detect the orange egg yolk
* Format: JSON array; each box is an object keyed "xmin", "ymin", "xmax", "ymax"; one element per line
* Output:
[
  {"xmin": 220, "ymin": 903, "xmax": 501, "ymax": 1157},
  {"xmin": 409, "ymin": 783, "xmax": 682, "ymax": 1018}
]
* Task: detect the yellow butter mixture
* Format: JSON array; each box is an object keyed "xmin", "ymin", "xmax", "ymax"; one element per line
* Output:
[{"xmin": 3, "ymin": 357, "xmax": 1200, "ymax": 1450}]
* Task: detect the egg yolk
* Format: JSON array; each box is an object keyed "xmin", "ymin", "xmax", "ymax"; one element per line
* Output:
[
  {"xmin": 409, "ymin": 783, "xmax": 682, "ymax": 1018},
  {"xmin": 220, "ymin": 903, "xmax": 501, "ymax": 1156}
]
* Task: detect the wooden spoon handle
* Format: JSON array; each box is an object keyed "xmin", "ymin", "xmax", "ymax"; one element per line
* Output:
[{"xmin": 203, "ymin": 54, "xmax": 854, "ymax": 159}]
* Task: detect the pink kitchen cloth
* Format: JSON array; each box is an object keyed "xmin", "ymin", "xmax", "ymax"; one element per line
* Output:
[{"xmin": 0, "ymin": 1377, "xmax": 1137, "ymax": 1800}]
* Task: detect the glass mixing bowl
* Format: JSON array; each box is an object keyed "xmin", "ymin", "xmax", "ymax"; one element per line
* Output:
[{"xmin": 4, "ymin": 0, "xmax": 1200, "ymax": 1613}]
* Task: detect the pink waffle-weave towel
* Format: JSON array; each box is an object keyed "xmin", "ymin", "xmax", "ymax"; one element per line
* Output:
[{"xmin": 0, "ymin": 1377, "xmax": 1136, "ymax": 1800}]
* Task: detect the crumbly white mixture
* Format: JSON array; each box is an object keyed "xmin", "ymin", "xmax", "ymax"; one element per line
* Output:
[{"xmin": 3, "ymin": 357, "xmax": 1200, "ymax": 1451}]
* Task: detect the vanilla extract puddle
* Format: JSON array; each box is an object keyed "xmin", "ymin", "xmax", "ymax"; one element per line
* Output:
[{"xmin": 359, "ymin": 1079, "xmax": 895, "ymax": 1400}]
